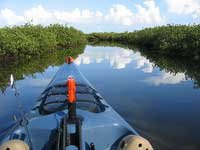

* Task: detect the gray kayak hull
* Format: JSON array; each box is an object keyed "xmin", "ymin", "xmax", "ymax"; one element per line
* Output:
[{"xmin": 1, "ymin": 61, "xmax": 138, "ymax": 150}]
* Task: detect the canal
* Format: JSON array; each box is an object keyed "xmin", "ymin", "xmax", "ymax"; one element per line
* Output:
[{"xmin": 0, "ymin": 45, "xmax": 200, "ymax": 150}]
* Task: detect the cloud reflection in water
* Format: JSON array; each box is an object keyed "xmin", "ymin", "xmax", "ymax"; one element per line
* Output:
[
  {"xmin": 75, "ymin": 46, "xmax": 188, "ymax": 86},
  {"xmin": 75, "ymin": 46, "xmax": 154, "ymax": 71},
  {"xmin": 144, "ymin": 72, "xmax": 186, "ymax": 86}
]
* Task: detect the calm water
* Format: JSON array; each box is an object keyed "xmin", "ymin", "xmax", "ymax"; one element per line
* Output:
[{"xmin": 0, "ymin": 45, "xmax": 200, "ymax": 150}]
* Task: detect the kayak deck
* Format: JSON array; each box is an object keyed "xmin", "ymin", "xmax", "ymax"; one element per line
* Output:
[{"xmin": 1, "ymin": 61, "xmax": 138, "ymax": 150}]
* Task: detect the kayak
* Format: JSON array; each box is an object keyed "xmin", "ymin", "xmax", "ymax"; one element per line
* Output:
[{"xmin": 0, "ymin": 56, "xmax": 153, "ymax": 150}]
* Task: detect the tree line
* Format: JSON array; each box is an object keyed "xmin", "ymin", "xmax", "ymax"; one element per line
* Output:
[
  {"xmin": 0, "ymin": 24, "xmax": 87, "ymax": 58},
  {"xmin": 87, "ymin": 25, "xmax": 200, "ymax": 60}
]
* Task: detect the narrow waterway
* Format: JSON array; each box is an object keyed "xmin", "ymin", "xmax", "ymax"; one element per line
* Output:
[{"xmin": 0, "ymin": 45, "xmax": 200, "ymax": 150}]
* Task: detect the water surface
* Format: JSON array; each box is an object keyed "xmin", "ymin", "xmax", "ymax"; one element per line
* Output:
[{"xmin": 0, "ymin": 45, "xmax": 200, "ymax": 150}]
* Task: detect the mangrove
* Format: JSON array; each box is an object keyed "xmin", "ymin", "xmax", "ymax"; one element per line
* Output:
[
  {"xmin": 0, "ymin": 24, "xmax": 87, "ymax": 58},
  {"xmin": 87, "ymin": 25, "xmax": 200, "ymax": 60}
]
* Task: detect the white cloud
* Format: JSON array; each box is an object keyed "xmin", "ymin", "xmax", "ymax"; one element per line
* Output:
[
  {"xmin": 0, "ymin": 0, "xmax": 164, "ymax": 28},
  {"xmin": 24, "ymin": 6, "xmax": 98, "ymax": 25},
  {"xmin": 96, "ymin": 11, "xmax": 103, "ymax": 17},
  {"xmin": 105, "ymin": 4, "xmax": 134, "ymax": 26},
  {"xmin": 135, "ymin": 0, "xmax": 164, "ymax": 24},
  {"xmin": 0, "ymin": 5, "xmax": 102, "ymax": 26},
  {"xmin": 166, "ymin": 0, "xmax": 200, "ymax": 18},
  {"xmin": 24, "ymin": 5, "xmax": 53, "ymax": 25},
  {"xmin": 0, "ymin": 8, "xmax": 24, "ymax": 25},
  {"xmin": 144, "ymin": 72, "xmax": 186, "ymax": 86},
  {"xmin": 105, "ymin": 1, "xmax": 164, "ymax": 26}
]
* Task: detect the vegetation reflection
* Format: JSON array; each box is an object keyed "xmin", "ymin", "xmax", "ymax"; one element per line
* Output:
[
  {"xmin": 89, "ymin": 41, "xmax": 200, "ymax": 89},
  {"xmin": 0, "ymin": 45, "xmax": 85, "ymax": 92}
]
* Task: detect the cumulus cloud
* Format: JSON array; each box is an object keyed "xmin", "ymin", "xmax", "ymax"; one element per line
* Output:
[
  {"xmin": 166, "ymin": 0, "xmax": 200, "ymax": 18},
  {"xmin": 0, "ymin": 8, "xmax": 24, "ymax": 25},
  {"xmin": 0, "ymin": 0, "xmax": 164, "ymax": 28},
  {"xmin": 135, "ymin": 0, "xmax": 164, "ymax": 24},
  {"xmin": 24, "ymin": 5, "xmax": 53, "ymax": 25},
  {"xmin": 144, "ymin": 72, "xmax": 186, "ymax": 86},
  {"xmin": 105, "ymin": 0, "xmax": 164, "ymax": 26},
  {"xmin": 105, "ymin": 4, "xmax": 134, "ymax": 26},
  {"xmin": 0, "ymin": 5, "xmax": 104, "ymax": 26}
]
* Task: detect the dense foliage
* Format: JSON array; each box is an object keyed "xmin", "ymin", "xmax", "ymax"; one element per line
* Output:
[
  {"xmin": 0, "ymin": 24, "xmax": 87, "ymax": 58},
  {"xmin": 87, "ymin": 25, "xmax": 200, "ymax": 60}
]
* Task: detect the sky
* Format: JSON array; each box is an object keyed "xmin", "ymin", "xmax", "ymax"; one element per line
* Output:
[{"xmin": 0, "ymin": 0, "xmax": 199, "ymax": 33}]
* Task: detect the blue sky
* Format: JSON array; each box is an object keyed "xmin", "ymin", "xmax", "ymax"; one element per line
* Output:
[{"xmin": 0, "ymin": 0, "xmax": 199, "ymax": 32}]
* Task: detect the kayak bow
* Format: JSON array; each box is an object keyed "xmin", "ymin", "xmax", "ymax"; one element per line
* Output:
[{"xmin": 0, "ymin": 56, "xmax": 153, "ymax": 150}]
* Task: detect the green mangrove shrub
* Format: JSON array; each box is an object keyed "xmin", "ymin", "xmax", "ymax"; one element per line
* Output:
[
  {"xmin": 0, "ymin": 24, "xmax": 87, "ymax": 58},
  {"xmin": 87, "ymin": 25, "xmax": 200, "ymax": 59}
]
